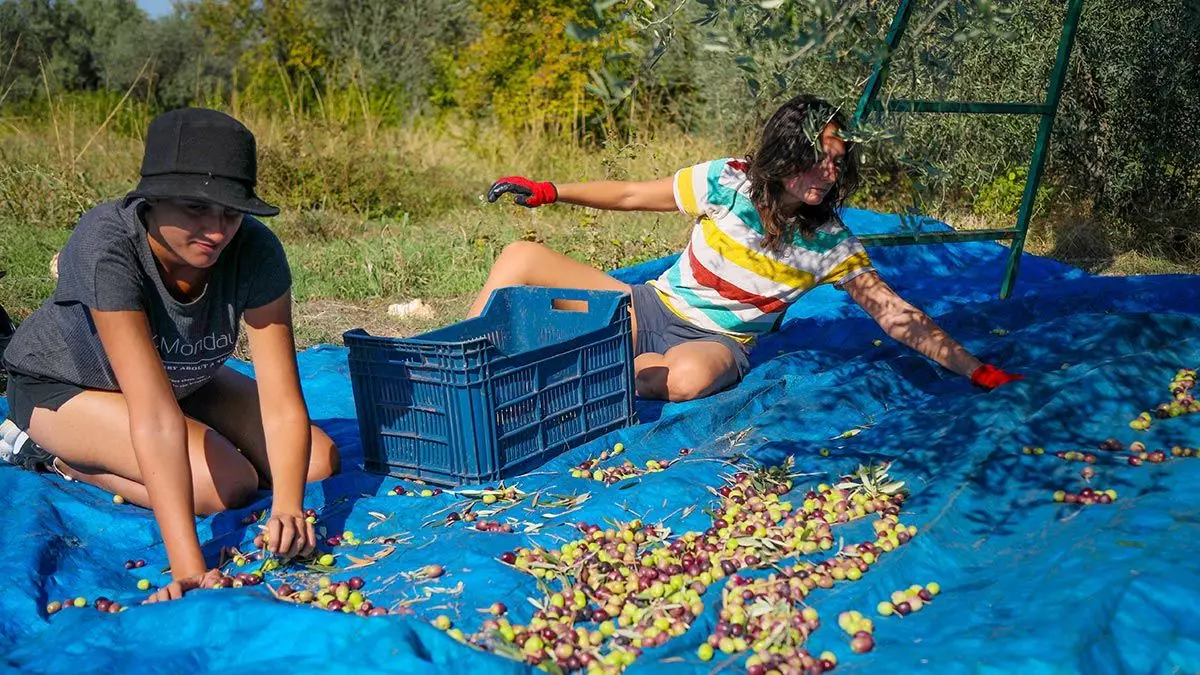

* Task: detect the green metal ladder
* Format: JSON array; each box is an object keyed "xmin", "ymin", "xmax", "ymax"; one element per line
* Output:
[{"xmin": 852, "ymin": 0, "xmax": 1085, "ymax": 299}]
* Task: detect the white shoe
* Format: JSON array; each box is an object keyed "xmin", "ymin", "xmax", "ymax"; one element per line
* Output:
[{"xmin": 0, "ymin": 419, "xmax": 53, "ymax": 471}]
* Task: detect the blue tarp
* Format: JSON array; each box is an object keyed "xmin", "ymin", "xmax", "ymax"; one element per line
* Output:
[{"xmin": 3, "ymin": 207, "xmax": 1199, "ymax": 674}]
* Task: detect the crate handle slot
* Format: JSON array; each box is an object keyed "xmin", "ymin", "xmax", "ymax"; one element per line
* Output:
[
  {"xmin": 551, "ymin": 298, "xmax": 589, "ymax": 313},
  {"xmin": 522, "ymin": 287, "xmax": 628, "ymax": 324}
]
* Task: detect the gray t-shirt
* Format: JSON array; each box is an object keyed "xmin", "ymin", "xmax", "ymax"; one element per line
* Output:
[{"xmin": 3, "ymin": 197, "xmax": 291, "ymax": 398}]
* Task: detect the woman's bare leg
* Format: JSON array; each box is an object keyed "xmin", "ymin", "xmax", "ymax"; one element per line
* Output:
[
  {"xmin": 179, "ymin": 366, "xmax": 340, "ymax": 487},
  {"xmin": 634, "ymin": 341, "xmax": 741, "ymax": 402},
  {"xmin": 469, "ymin": 241, "xmax": 748, "ymax": 401},
  {"xmin": 468, "ymin": 242, "xmax": 633, "ymax": 318},
  {"xmin": 27, "ymin": 392, "xmax": 260, "ymax": 515}
]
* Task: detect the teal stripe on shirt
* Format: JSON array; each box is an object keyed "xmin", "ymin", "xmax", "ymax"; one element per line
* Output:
[{"xmin": 665, "ymin": 257, "xmax": 767, "ymax": 334}]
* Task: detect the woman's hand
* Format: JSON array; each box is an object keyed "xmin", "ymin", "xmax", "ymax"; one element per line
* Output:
[
  {"xmin": 970, "ymin": 364, "xmax": 1024, "ymax": 390},
  {"xmin": 264, "ymin": 510, "xmax": 317, "ymax": 559},
  {"xmin": 487, "ymin": 176, "xmax": 558, "ymax": 207},
  {"xmin": 142, "ymin": 568, "xmax": 223, "ymax": 604}
]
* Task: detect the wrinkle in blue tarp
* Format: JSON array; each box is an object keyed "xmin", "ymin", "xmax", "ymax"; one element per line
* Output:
[{"xmin": 2, "ymin": 207, "xmax": 1199, "ymax": 674}]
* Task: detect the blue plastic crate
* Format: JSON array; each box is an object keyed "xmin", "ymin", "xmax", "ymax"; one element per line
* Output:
[{"xmin": 343, "ymin": 287, "xmax": 637, "ymax": 486}]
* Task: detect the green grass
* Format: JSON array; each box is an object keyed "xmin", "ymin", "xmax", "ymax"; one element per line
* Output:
[
  {"xmin": 0, "ymin": 223, "xmax": 70, "ymax": 315},
  {"xmin": 1, "ymin": 107, "xmax": 1196, "ymax": 352},
  {"xmin": 277, "ymin": 200, "xmax": 687, "ymax": 303},
  {"xmin": 0, "ymin": 112, "xmax": 698, "ymax": 347}
]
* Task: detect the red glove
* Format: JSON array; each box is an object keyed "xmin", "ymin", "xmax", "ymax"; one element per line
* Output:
[
  {"xmin": 487, "ymin": 176, "xmax": 558, "ymax": 208},
  {"xmin": 971, "ymin": 364, "xmax": 1024, "ymax": 390}
]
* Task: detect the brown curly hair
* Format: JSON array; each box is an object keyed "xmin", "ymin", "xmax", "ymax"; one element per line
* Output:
[{"xmin": 746, "ymin": 94, "xmax": 861, "ymax": 251}]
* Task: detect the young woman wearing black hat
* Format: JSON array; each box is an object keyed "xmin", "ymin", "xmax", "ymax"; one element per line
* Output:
[{"xmin": 0, "ymin": 108, "xmax": 339, "ymax": 602}]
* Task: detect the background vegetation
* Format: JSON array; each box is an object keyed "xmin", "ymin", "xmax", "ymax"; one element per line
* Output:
[{"xmin": 1, "ymin": 0, "xmax": 1197, "ymax": 349}]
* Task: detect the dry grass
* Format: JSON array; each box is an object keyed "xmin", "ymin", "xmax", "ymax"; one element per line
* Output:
[
  {"xmin": 933, "ymin": 205, "xmax": 1200, "ymax": 277},
  {"xmin": 2, "ymin": 102, "xmax": 1196, "ymax": 359}
]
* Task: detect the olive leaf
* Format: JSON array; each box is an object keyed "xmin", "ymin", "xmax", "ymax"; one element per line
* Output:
[{"xmin": 836, "ymin": 462, "xmax": 907, "ymax": 498}]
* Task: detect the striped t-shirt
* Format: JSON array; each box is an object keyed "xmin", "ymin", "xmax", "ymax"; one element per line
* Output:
[{"xmin": 647, "ymin": 158, "xmax": 874, "ymax": 338}]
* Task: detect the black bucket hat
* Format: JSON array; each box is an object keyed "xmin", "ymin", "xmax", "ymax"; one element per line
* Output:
[{"xmin": 128, "ymin": 108, "xmax": 279, "ymax": 217}]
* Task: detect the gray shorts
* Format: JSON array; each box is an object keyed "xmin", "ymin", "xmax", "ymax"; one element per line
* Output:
[{"xmin": 629, "ymin": 283, "xmax": 752, "ymax": 380}]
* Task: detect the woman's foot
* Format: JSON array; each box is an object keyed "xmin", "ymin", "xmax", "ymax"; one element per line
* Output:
[{"xmin": 0, "ymin": 418, "xmax": 54, "ymax": 471}]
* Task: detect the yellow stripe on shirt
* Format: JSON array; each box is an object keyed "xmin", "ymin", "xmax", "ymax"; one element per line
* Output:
[
  {"xmin": 823, "ymin": 251, "xmax": 872, "ymax": 285},
  {"xmin": 699, "ymin": 217, "xmax": 816, "ymax": 289},
  {"xmin": 675, "ymin": 165, "xmax": 700, "ymax": 216}
]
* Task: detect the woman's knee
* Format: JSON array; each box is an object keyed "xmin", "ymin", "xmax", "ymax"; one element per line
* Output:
[
  {"xmin": 662, "ymin": 353, "xmax": 736, "ymax": 402},
  {"xmin": 491, "ymin": 241, "xmax": 548, "ymax": 277},
  {"xmin": 498, "ymin": 240, "xmax": 547, "ymax": 263},
  {"xmin": 664, "ymin": 364, "xmax": 715, "ymax": 402},
  {"xmin": 635, "ymin": 355, "xmax": 719, "ymax": 402},
  {"xmin": 307, "ymin": 425, "xmax": 340, "ymax": 482}
]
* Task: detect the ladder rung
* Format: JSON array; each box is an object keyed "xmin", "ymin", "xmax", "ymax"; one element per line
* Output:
[
  {"xmin": 868, "ymin": 100, "xmax": 1051, "ymax": 115},
  {"xmin": 858, "ymin": 228, "xmax": 1018, "ymax": 247}
]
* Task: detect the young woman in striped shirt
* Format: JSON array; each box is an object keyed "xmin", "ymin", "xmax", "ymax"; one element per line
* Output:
[{"xmin": 475, "ymin": 94, "xmax": 1022, "ymax": 402}]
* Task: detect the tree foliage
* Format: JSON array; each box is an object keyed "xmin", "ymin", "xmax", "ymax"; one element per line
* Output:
[
  {"xmin": 0, "ymin": 0, "xmax": 1197, "ymax": 235},
  {"xmin": 439, "ymin": 0, "xmax": 650, "ymax": 137},
  {"xmin": 310, "ymin": 0, "xmax": 472, "ymax": 116}
]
